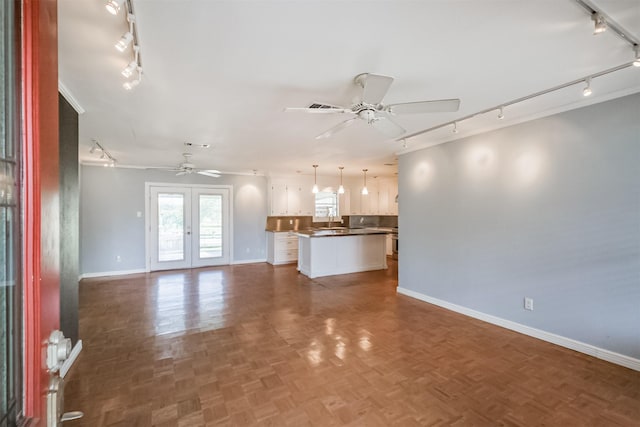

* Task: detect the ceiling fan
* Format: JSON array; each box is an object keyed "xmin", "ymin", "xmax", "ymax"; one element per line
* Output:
[
  {"xmin": 149, "ymin": 153, "xmax": 221, "ymax": 177},
  {"xmin": 285, "ymin": 73, "xmax": 460, "ymax": 139}
]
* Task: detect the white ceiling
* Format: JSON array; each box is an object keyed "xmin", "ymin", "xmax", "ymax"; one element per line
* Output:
[{"xmin": 58, "ymin": 0, "xmax": 640, "ymax": 178}]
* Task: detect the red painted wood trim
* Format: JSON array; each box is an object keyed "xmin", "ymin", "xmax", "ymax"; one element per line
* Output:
[{"xmin": 21, "ymin": 0, "xmax": 60, "ymax": 421}]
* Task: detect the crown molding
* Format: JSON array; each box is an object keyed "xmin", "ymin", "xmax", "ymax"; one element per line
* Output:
[{"xmin": 58, "ymin": 80, "xmax": 85, "ymax": 114}]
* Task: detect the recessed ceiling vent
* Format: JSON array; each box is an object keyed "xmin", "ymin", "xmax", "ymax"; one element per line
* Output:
[{"xmin": 308, "ymin": 103, "xmax": 341, "ymax": 110}]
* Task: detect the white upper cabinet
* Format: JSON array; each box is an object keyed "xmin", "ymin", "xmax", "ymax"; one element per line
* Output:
[{"xmin": 270, "ymin": 182, "xmax": 288, "ymax": 215}]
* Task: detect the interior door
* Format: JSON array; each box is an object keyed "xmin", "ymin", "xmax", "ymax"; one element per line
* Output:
[{"xmin": 149, "ymin": 186, "xmax": 230, "ymax": 271}]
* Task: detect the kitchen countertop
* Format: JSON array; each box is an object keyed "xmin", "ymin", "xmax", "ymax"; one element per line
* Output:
[{"xmin": 293, "ymin": 228, "xmax": 390, "ymax": 238}]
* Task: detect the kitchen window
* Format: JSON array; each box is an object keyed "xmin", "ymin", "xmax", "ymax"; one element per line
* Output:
[{"xmin": 314, "ymin": 191, "xmax": 338, "ymax": 218}]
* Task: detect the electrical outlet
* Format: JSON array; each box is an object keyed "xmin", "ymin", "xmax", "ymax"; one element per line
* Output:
[
  {"xmin": 289, "ymin": 219, "xmax": 293, "ymax": 225},
  {"xmin": 524, "ymin": 297, "xmax": 534, "ymax": 311},
  {"xmin": 116, "ymin": 255, "xmax": 121, "ymax": 262}
]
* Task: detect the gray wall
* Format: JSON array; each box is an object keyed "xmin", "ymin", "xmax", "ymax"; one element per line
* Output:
[
  {"xmin": 79, "ymin": 166, "xmax": 268, "ymax": 275},
  {"xmin": 59, "ymin": 94, "xmax": 79, "ymax": 343},
  {"xmin": 398, "ymin": 93, "xmax": 640, "ymax": 359}
]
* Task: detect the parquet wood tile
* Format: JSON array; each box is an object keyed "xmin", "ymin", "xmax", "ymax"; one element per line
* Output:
[{"xmin": 65, "ymin": 261, "xmax": 640, "ymax": 426}]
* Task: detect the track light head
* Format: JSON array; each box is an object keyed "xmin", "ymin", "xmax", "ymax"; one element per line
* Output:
[
  {"xmin": 583, "ymin": 78, "xmax": 592, "ymax": 97},
  {"xmin": 115, "ymin": 32, "xmax": 133, "ymax": 52},
  {"xmin": 121, "ymin": 60, "xmax": 137, "ymax": 78},
  {"xmin": 123, "ymin": 77, "xmax": 140, "ymax": 91},
  {"xmin": 497, "ymin": 106, "xmax": 505, "ymax": 120},
  {"xmin": 105, "ymin": 0, "xmax": 124, "ymax": 15},
  {"xmin": 592, "ymin": 12, "xmax": 607, "ymax": 35},
  {"xmin": 452, "ymin": 122, "xmax": 459, "ymax": 134},
  {"xmin": 634, "ymin": 45, "xmax": 640, "ymax": 67}
]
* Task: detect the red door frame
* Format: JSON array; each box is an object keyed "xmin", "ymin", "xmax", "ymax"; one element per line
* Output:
[{"xmin": 21, "ymin": 0, "xmax": 60, "ymax": 421}]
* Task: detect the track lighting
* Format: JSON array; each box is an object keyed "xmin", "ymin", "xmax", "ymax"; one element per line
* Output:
[
  {"xmin": 361, "ymin": 169, "xmax": 368, "ymax": 195},
  {"xmin": 634, "ymin": 45, "xmax": 640, "ymax": 67},
  {"xmin": 91, "ymin": 139, "xmax": 117, "ymax": 165},
  {"xmin": 497, "ymin": 106, "xmax": 504, "ymax": 120},
  {"xmin": 338, "ymin": 167, "xmax": 345, "ymax": 194},
  {"xmin": 122, "ymin": 45, "xmax": 140, "ymax": 78},
  {"xmin": 123, "ymin": 73, "xmax": 141, "ymax": 90},
  {"xmin": 105, "ymin": 0, "xmax": 124, "ymax": 15},
  {"xmin": 452, "ymin": 122, "xmax": 459, "ymax": 134},
  {"xmin": 592, "ymin": 12, "xmax": 607, "ymax": 35},
  {"xmin": 115, "ymin": 14, "xmax": 135, "ymax": 52},
  {"xmin": 121, "ymin": 60, "xmax": 137, "ymax": 78},
  {"xmin": 312, "ymin": 165, "xmax": 319, "ymax": 194},
  {"xmin": 112, "ymin": 9, "xmax": 142, "ymax": 90},
  {"xmin": 583, "ymin": 78, "xmax": 592, "ymax": 97},
  {"xmin": 115, "ymin": 32, "xmax": 133, "ymax": 52}
]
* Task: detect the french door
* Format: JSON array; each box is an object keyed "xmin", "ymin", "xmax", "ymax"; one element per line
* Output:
[{"xmin": 148, "ymin": 185, "xmax": 231, "ymax": 271}]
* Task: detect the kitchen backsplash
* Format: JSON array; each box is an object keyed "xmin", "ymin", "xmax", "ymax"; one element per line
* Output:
[{"xmin": 265, "ymin": 215, "xmax": 397, "ymax": 231}]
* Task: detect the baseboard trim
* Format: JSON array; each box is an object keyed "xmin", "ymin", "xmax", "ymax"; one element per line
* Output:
[
  {"xmin": 231, "ymin": 258, "xmax": 267, "ymax": 265},
  {"xmin": 80, "ymin": 269, "xmax": 147, "ymax": 279},
  {"xmin": 397, "ymin": 287, "xmax": 640, "ymax": 372},
  {"xmin": 60, "ymin": 340, "xmax": 83, "ymax": 378}
]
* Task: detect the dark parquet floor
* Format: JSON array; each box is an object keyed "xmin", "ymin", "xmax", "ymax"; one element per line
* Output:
[{"xmin": 65, "ymin": 260, "xmax": 640, "ymax": 426}]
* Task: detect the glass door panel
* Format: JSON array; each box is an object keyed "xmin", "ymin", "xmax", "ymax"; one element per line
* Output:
[
  {"xmin": 1, "ymin": 0, "xmax": 21, "ymax": 423},
  {"xmin": 198, "ymin": 194, "xmax": 222, "ymax": 259},
  {"xmin": 149, "ymin": 187, "xmax": 192, "ymax": 271},
  {"xmin": 192, "ymin": 188, "xmax": 229, "ymax": 268},
  {"xmin": 157, "ymin": 193, "xmax": 186, "ymax": 262}
]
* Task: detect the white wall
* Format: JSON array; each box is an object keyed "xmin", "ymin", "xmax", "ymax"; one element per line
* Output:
[
  {"xmin": 80, "ymin": 166, "xmax": 268, "ymax": 275},
  {"xmin": 398, "ymin": 93, "xmax": 640, "ymax": 361}
]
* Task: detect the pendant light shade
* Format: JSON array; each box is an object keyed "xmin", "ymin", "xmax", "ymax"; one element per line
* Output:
[
  {"xmin": 338, "ymin": 166, "xmax": 345, "ymax": 194},
  {"xmin": 361, "ymin": 169, "xmax": 368, "ymax": 195},
  {"xmin": 312, "ymin": 165, "xmax": 319, "ymax": 194}
]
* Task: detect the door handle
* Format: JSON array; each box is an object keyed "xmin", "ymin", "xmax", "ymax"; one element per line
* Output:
[{"xmin": 61, "ymin": 411, "xmax": 84, "ymax": 422}]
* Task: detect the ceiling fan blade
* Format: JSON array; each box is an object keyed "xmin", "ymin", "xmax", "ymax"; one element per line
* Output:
[
  {"xmin": 361, "ymin": 74, "xmax": 394, "ymax": 105},
  {"xmin": 284, "ymin": 107, "xmax": 352, "ymax": 114},
  {"xmin": 197, "ymin": 170, "xmax": 221, "ymax": 178},
  {"xmin": 315, "ymin": 118, "xmax": 357, "ymax": 139},
  {"xmin": 371, "ymin": 114, "xmax": 406, "ymax": 138},
  {"xmin": 386, "ymin": 99, "xmax": 461, "ymax": 114}
]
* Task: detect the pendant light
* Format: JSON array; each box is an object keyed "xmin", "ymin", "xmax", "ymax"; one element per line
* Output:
[
  {"xmin": 361, "ymin": 169, "xmax": 369, "ymax": 195},
  {"xmin": 338, "ymin": 167, "xmax": 345, "ymax": 194},
  {"xmin": 312, "ymin": 165, "xmax": 319, "ymax": 194}
]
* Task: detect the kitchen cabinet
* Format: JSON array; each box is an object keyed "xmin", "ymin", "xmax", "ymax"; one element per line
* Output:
[
  {"xmin": 268, "ymin": 177, "xmax": 314, "ymax": 216},
  {"xmin": 296, "ymin": 232, "xmax": 387, "ymax": 278},
  {"xmin": 270, "ymin": 183, "xmax": 288, "ymax": 215},
  {"xmin": 266, "ymin": 231, "xmax": 298, "ymax": 264},
  {"xmin": 377, "ymin": 178, "xmax": 398, "ymax": 215}
]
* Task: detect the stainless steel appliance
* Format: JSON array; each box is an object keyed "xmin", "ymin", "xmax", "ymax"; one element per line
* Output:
[{"xmin": 391, "ymin": 227, "xmax": 398, "ymax": 260}]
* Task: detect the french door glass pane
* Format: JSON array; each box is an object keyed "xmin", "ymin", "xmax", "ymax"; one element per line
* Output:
[
  {"xmin": 158, "ymin": 193, "xmax": 185, "ymax": 262},
  {"xmin": 199, "ymin": 195, "xmax": 222, "ymax": 259}
]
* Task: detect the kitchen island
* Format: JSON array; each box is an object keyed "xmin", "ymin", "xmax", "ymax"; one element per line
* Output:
[{"xmin": 294, "ymin": 229, "xmax": 388, "ymax": 278}]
